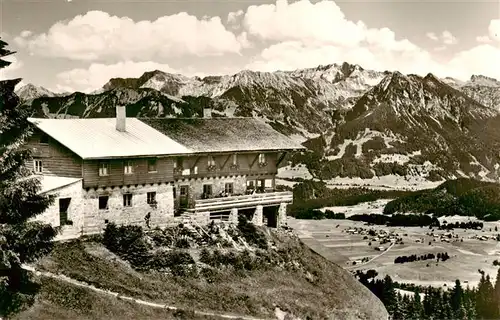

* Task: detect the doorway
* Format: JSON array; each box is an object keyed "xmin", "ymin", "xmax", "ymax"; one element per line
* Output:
[
  {"xmin": 179, "ymin": 185, "xmax": 189, "ymax": 209},
  {"xmin": 59, "ymin": 198, "xmax": 71, "ymax": 226}
]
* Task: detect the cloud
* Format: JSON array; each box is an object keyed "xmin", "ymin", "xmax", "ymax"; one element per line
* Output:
[
  {"xmin": 426, "ymin": 30, "xmax": 457, "ymax": 45},
  {"xmin": 227, "ymin": 9, "xmax": 244, "ymax": 24},
  {"xmin": 240, "ymin": 1, "xmax": 498, "ymax": 81},
  {"xmin": 19, "ymin": 30, "xmax": 32, "ymax": 38},
  {"xmin": 54, "ymin": 61, "xmax": 179, "ymax": 93},
  {"xmin": 245, "ymin": 41, "xmax": 447, "ymax": 78},
  {"xmin": 446, "ymin": 44, "xmax": 500, "ymax": 80},
  {"xmin": 14, "ymin": 10, "xmax": 246, "ymax": 61},
  {"xmin": 488, "ymin": 19, "xmax": 500, "ymax": 41},
  {"xmin": 242, "ymin": 0, "xmax": 368, "ymax": 48},
  {"xmin": 0, "ymin": 55, "xmax": 24, "ymax": 80},
  {"xmin": 441, "ymin": 31, "xmax": 458, "ymax": 45},
  {"xmin": 476, "ymin": 35, "xmax": 492, "ymax": 43},
  {"xmin": 475, "ymin": 19, "xmax": 499, "ymax": 43},
  {"xmin": 426, "ymin": 32, "xmax": 439, "ymax": 41}
]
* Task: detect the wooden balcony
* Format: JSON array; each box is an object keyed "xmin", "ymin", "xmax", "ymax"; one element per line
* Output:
[{"xmin": 185, "ymin": 191, "xmax": 293, "ymax": 213}]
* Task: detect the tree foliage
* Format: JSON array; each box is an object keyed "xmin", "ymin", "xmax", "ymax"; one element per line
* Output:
[
  {"xmin": 355, "ymin": 269, "xmax": 500, "ymax": 320},
  {"xmin": 0, "ymin": 38, "xmax": 57, "ymax": 317}
]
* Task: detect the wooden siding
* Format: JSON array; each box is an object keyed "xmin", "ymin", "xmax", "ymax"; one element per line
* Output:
[
  {"xmin": 173, "ymin": 152, "xmax": 279, "ymax": 179},
  {"xmin": 26, "ymin": 130, "xmax": 83, "ymax": 178},
  {"xmin": 82, "ymin": 157, "xmax": 175, "ymax": 188},
  {"xmin": 82, "ymin": 152, "xmax": 281, "ymax": 189}
]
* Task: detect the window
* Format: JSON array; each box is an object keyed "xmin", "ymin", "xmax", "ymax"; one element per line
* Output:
[
  {"xmin": 225, "ymin": 182, "xmax": 234, "ymax": 194},
  {"xmin": 180, "ymin": 186, "xmax": 188, "ymax": 196},
  {"xmin": 33, "ymin": 159, "xmax": 43, "ymax": 173},
  {"xmin": 193, "ymin": 166, "xmax": 198, "ymax": 174},
  {"xmin": 174, "ymin": 157, "xmax": 182, "ymax": 169},
  {"xmin": 124, "ymin": 160, "xmax": 133, "ymax": 175},
  {"xmin": 59, "ymin": 198, "xmax": 71, "ymax": 225},
  {"xmin": 181, "ymin": 168, "xmax": 190, "ymax": 176},
  {"xmin": 203, "ymin": 184, "xmax": 212, "ymax": 197},
  {"xmin": 258, "ymin": 153, "xmax": 266, "ymax": 164},
  {"xmin": 99, "ymin": 162, "xmax": 109, "ymax": 176},
  {"xmin": 123, "ymin": 194, "xmax": 133, "ymax": 207},
  {"xmin": 147, "ymin": 192, "xmax": 156, "ymax": 204},
  {"xmin": 99, "ymin": 196, "xmax": 109, "ymax": 210},
  {"xmin": 247, "ymin": 180, "xmax": 254, "ymax": 188},
  {"xmin": 208, "ymin": 156, "xmax": 216, "ymax": 166},
  {"xmin": 265, "ymin": 179, "xmax": 273, "ymax": 188},
  {"xmin": 232, "ymin": 154, "xmax": 238, "ymax": 165},
  {"xmin": 173, "ymin": 187, "xmax": 177, "ymax": 198},
  {"xmin": 40, "ymin": 133, "xmax": 49, "ymax": 144},
  {"xmin": 148, "ymin": 159, "xmax": 157, "ymax": 173}
]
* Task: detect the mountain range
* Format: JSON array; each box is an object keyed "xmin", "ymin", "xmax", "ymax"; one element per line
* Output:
[{"xmin": 16, "ymin": 62, "xmax": 500, "ymax": 183}]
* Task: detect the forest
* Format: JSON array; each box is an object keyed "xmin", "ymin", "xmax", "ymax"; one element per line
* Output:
[{"xmin": 355, "ymin": 269, "xmax": 500, "ymax": 320}]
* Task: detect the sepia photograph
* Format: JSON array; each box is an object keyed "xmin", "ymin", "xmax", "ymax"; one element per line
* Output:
[{"xmin": 0, "ymin": 0, "xmax": 499, "ymax": 319}]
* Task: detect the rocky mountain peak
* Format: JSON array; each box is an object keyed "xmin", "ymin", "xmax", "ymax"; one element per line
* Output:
[
  {"xmin": 15, "ymin": 83, "xmax": 56, "ymax": 101},
  {"xmin": 469, "ymin": 74, "xmax": 500, "ymax": 87}
]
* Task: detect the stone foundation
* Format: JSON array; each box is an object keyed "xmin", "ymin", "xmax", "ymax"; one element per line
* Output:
[
  {"xmin": 252, "ymin": 205, "xmax": 263, "ymax": 226},
  {"xmin": 82, "ymin": 183, "xmax": 174, "ymax": 234},
  {"xmin": 277, "ymin": 203, "xmax": 288, "ymax": 228}
]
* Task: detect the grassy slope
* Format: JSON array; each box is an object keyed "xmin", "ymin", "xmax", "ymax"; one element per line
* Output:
[
  {"xmin": 14, "ymin": 277, "xmax": 221, "ymax": 320},
  {"xmin": 17, "ymin": 228, "xmax": 388, "ymax": 320}
]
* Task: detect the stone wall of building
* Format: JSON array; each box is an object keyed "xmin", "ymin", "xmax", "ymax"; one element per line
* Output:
[
  {"xmin": 277, "ymin": 203, "xmax": 288, "ymax": 228},
  {"xmin": 34, "ymin": 181, "xmax": 85, "ymax": 240},
  {"xmin": 175, "ymin": 175, "xmax": 247, "ymax": 208},
  {"xmin": 82, "ymin": 183, "xmax": 174, "ymax": 234}
]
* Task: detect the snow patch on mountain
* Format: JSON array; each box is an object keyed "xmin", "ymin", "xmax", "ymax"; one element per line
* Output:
[
  {"xmin": 372, "ymin": 151, "xmax": 422, "ymax": 165},
  {"xmin": 327, "ymin": 129, "xmax": 403, "ymax": 160},
  {"xmin": 277, "ymin": 164, "xmax": 313, "ymax": 180}
]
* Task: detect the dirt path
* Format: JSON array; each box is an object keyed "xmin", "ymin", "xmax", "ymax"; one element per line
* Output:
[
  {"xmin": 346, "ymin": 242, "xmax": 396, "ymax": 270},
  {"xmin": 21, "ymin": 265, "xmax": 272, "ymax": 320}
]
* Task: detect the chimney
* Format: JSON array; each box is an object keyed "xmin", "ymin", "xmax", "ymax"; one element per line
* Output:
[
  {"xmin": 203, "ymin": 107, "xmax": 212, "ymax": 119},
  {"xmin": 116, "ymin": 106, "xmax": 126, "ymax": 132}
]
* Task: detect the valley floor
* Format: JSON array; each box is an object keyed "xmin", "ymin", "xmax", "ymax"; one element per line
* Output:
[
  {"xmin": 288, "ymin": 201, "xmax": 500, "ymax": 290},
  {"xmin": 276, "ymin": 166, "xmax": 443, "ymax": 191}
]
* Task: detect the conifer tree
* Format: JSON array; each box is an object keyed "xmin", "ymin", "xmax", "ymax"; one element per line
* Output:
[
  {"xmin": 392, "ymin": 292, "xmax": 404, "ymax": 320},
  {"xmin": 0, "ymin": 38, "xmax": 57, "ymax": 317},
  {"xmin": 451, "ymin": 279, "xmax": 464, "ymax": 317},
  {"xmin": 381, "ymin": 274, "xmax": 398, "ymax": 315},
  {"xmin": 412, "ymin": 288, "xmax": 424, "ymax": 319},
  {"xmin": 494, "ymin": 268, "xmax": 500, "ymax": 317}
]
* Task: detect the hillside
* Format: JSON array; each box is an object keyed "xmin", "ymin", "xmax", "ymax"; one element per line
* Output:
[
  {"xmin": 16, "ymin": 220, "xmax": 389, "ymax": 320},
  {"xmin": 306, "ymin": 72, "xmax": 500, "ymax": 182},
  {"xmin": 16, "ymin": 62, "xmax": 500, "ymax": 183},
  {"xmin": 383, "ymin": 178, "xmax": 500, "ymax": 220}
]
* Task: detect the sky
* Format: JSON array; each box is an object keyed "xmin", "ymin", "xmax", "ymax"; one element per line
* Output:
[{"xmin": 0, "ymin": 0, "xmax": 499, "ymax": 93}]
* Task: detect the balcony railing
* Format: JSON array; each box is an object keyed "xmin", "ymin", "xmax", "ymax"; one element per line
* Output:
[{"xmin": 185, "ymin": 191, "xmax": 293, "ymax": 213}]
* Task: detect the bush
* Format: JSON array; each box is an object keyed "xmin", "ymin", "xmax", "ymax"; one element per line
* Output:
[
  {"xmin": 237, "ymin": 215, "xmax": 268, "ymax": 249},
  {"xmin": 102, "ymin": 223, "xmax": 151, "ymax": 269}
]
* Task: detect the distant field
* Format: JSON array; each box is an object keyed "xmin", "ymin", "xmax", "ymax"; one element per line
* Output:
[{"xmin": 288, "ymin": 201, "xmax": 500, "ymax": 289}]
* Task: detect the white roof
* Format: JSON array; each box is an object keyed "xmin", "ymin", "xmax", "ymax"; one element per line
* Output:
[
  {"xmin": 38, "ymin": 175, "xmax": 82, "ymax": 193},
  {"xmin": 28, "ymin": 118, "xmax": 192, "ymax": 159}
]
